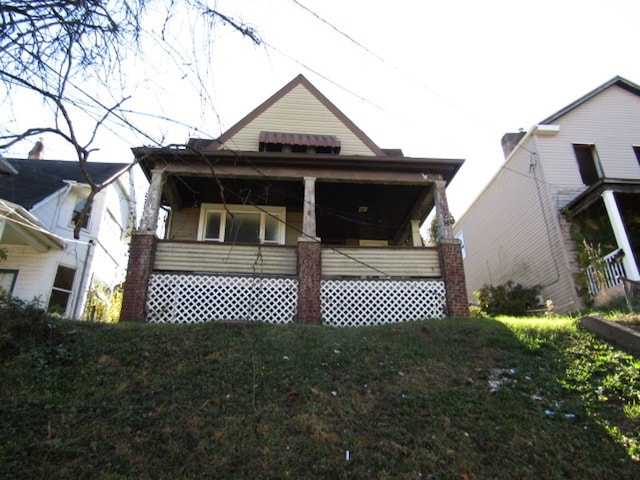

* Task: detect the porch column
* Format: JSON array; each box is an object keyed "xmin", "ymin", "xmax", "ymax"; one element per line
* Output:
[
  {"xmin": 139, "ymin": 169, "xmax": 165, "ymax": 232},
  {"xmin": 297, "ymin": 176, "xmax": 321, "ymax": 324},
  {"xmin": 602, "ymin": 190, "xmax": 640, "ymax": 280},
  {"xmin": 120, "ymin": 232, "xmax": 157, "ymax": 321},
  {"xmin": 120, "ymin": 169, "xmax": 164, "ymax": 321},
  {"xmin": 434, "ymin": 180, "xmax": 455, "ymax": 241},
  {"xmin": 300, "ymin": 176, "xmax": 318, "ymax": 241},
  {"xmin": 411, "ymin": 219, "xmax": 423, "ymax": 246},
  {"xmin": 434, "ymin": 180, "xmax": 468, "ymax": 317}
]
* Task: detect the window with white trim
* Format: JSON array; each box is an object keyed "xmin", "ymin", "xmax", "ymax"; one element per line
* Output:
[
  {"xmin": 197, "ymin": 204, "xmax": 286, "ymax": 245},
  {"xmin": 48, "ymin": 265, "xmax": 76, "ymax": 314}
]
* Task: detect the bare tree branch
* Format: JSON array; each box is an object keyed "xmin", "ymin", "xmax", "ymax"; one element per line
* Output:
[{"xmin": 1, "ymin": 0, "xmax": 262, "ymax": 240}]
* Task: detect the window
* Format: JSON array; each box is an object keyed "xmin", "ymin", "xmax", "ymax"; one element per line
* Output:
[
  {"xmin": 0, "ymin": 269, "xmax": 18, "ymax": 294},
  {"xmin": 573, "ymin": 144, "xmax": 603, "ymax": 186},
  {"xmin": 291, "ymin": 144, "xmax": 308, "ymax": 153},
  {"xmin": 48, "ymin": 266, "xmax": 76, "ymax": 314},
  {"xmin": 72, "ymin": 196, "xmax": 92, "ymax": 229},
  {"xmin": 262, "ymin": 143, "xmax": 283, "ymax": 152},
  {"xmin": 633, "ymin": 146, "xmax": 640, "ymax": 165},
  {"xmin": 198, "ymin": 204, "xmax": 286, "ymax": 244}
]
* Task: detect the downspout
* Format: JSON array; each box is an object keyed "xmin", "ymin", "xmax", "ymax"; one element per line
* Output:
[{"xmin": 73, "ymin": 239, "xmax": 94, "ymax": 319}]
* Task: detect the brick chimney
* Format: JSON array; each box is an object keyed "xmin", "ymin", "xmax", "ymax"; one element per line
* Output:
[
  {"xmin": 28, "ymin": 139, "xmax": 44, "ymax": 160},
  {"xmin": 500, "ymin": 131, "xmax": 525, "ymax": 159}
]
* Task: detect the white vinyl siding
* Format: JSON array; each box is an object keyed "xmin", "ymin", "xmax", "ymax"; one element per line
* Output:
[
  {"xmin": 321, "ymin": 247, "xmax": 441, "ymax": 278},
  {"xmin": 220, "ymin": 85, "xmax": 377, "ymax": 156},
  {"xmin": 455, "ymin": 139, "xmax": 579, "ymax": 310},
  {"xmin": 154, "ymin": 242, "xmax": 297, "ymax": 275},
  {"xmin": 539, "ymin": 85, "xmax": 640, "ymax": 209},
  {"xmin": 0, "ymin": 244, "xmax": 63, "ymax": 307}
]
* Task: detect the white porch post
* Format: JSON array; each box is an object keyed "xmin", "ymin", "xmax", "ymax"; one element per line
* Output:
[
  {"xmin": 410, "ymin": 219, "xmax": 423, "ymax": 246},
  {"xmin": 139, "ymin": 169, "xmax": 165, "ymax": 233},
  {"xmin": 299, "ymin": 176, "xmax": 319, "ymax": 241},
  {"xmin": 602, "ymin": 190, "xmax": 640, "ymax": 280}
]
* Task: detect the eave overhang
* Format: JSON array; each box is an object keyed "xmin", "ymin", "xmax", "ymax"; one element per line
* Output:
[
  {"xmin": 131, "ymin": 147, "xmax": 464, "ymax": 186},
  {"xmin": 0, "ymin": 200, "xmax": 66, "ymax": 251}
]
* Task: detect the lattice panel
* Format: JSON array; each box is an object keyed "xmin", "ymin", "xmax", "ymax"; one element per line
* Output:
[
  {"xmin": 321, "ymin": 279, "xmax": 446, "ymax": 327},
  {"xmin": 146, "ymin": 273, "xmax": 297, "ymax": 324}
]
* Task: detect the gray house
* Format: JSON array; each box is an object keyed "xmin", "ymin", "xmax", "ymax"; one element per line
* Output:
[{"xmin": 454, "ymin": 76, "xmax": 640, "ymax": 312}]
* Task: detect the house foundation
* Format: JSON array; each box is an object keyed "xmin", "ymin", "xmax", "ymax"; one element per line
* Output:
[
  {"xmin": 438, "ymin": 239, "xmax": 469, "ymax": 317},
  {"xmin": 120, "ymin": 232, "xmax": 157, "ymax": 321},
  {"xmin": 296, "ymin": 240, "xmax": 322, "ymax": 324}
]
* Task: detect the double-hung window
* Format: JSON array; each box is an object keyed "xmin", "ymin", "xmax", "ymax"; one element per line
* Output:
[
  {"xmin": 198, "ymin": 204, "xmax": 286, "ymax": 244},
  {"xmin": 48, "ymin": 265, "xmax": 76, "ymax": 314}
]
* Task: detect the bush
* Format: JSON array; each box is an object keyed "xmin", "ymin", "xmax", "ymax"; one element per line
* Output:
[
  {"xmin": 474, "ymin": 281, "xmax": 542, "ymax": 316},
  {"xmin": 0, "ymin": 290, "xmax": 57, "ymax": 359}
]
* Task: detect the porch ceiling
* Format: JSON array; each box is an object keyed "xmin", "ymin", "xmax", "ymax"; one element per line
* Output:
[{"xmin": 165, "ymin": 175, "xmax": 432, "ymax": 243}]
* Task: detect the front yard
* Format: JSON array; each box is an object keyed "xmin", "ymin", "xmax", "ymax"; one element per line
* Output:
[{"xmin": 1, "ymin": 311, "xmax": 639, "ymax": 479}]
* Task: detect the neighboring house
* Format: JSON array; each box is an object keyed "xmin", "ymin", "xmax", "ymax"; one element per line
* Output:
[
  {"xmin": 121, "ymin": 74, "xmax": 468, "ymax": 325},
  {"xmin": 454, "ymin": 76, "xmax": 640, "ymax": 312},
  {"xmin": 0, "ymin": 157, "xmax": 137, "ymax": 320}
]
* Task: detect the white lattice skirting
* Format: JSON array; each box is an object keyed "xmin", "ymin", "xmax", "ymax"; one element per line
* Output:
[
  {"xmin": 321, "ymin": 279, "xmax": 446, "ymax": 327},
  {"xmin": 146, "ymin": 273, "xmax": 298, "ymax": 324},
  {"xmin": 146, "ymin": 274, "xmax": 446, "ymax": 326}
]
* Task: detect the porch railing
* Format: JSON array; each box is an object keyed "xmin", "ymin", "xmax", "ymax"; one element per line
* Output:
[{"xmin": 585, "ymin": 249, "xmax": 626, "ymax": 296}]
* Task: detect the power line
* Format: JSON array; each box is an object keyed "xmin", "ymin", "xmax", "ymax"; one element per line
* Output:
[{"xmin": 288, "ymin": 0, "xmax": 492, "ymax": 130}]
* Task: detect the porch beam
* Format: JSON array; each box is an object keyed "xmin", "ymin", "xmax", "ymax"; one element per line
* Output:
[{"xmin": 601, "ymin": 190, "xmax": 640, "ymax": 280}]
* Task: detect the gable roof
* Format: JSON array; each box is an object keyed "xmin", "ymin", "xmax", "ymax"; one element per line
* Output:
[
  {"xmin": 0, "ymin": 158, "xmax": 129, "ymax": 209},
  {"xmin": 540, "ymin": 75, "xmax": 640, "ymax": 124},
  {"xmin": 201, "ymin": 74, "xmax": 387, "ymax": 156}
]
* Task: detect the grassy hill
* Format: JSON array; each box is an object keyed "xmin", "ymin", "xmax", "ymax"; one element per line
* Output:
[{"xmin": 1, "ymin": 309, "xmax": 639, "ymax": 479}]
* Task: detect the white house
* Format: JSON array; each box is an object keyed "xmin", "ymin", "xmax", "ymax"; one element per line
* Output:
[
  {"xmin": 0, "ymin": 157, "xmax": 140, "ymax": 320},
  {"xmin": 454, "ymin": 76, "xmax": 640, "ymax": 312}
]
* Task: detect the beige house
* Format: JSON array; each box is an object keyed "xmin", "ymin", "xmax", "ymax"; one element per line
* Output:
[
  {"xmin": 454, "ymin": 76, "xmax": 640, "ymax": 312},
  {"xmin": 121, "ymin": 74, "xmax": 468, "ymax": 325}
]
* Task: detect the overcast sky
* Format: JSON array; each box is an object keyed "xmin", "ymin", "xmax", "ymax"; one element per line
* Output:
[{"xmin": 6, "ymin": 0, "xmax": 640, "ymax": 219}]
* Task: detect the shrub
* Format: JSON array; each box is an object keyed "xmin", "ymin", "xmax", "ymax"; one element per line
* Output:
[
  {"xmin": 474, "ymin": 281, "xmax": 542, "ymax": 316},
  {"xmin": 0, "ymin": 290, "xmax": 57, "ymax": 358}
]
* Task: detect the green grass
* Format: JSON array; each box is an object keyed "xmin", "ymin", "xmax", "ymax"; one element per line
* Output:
[{"xmin": 1, "ymin": 313, "xmax": 639, "ymax": 479}]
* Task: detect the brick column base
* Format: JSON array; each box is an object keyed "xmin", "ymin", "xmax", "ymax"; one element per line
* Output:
[
  {"xmin": 120, "ymin": 232, "xmax": 157, "ymax": 322},
  {"xmin": 438, "ymin": 239, "xmax": 469, "ymax": 317},
  {"xmin": 297, "ymin": 241, "xmax": 322, "ymax": 324}
]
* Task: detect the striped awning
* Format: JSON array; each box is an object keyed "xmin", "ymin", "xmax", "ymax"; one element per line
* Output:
[{"xmin": 259, "ymin": 131, "xmax": 341, "ymax": 148}]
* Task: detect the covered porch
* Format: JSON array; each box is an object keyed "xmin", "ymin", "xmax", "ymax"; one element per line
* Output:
[
  {"xmin": 564, "ymin": 181, "xmax": 640, "ymax": 300},
  {"xmin": 121, "ymin": 147, "xmax": 467, "ymax": 323}
]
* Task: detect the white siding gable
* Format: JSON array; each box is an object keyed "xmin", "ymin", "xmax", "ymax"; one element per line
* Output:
[{"xmin": 536, "ymin": 85, "xmax": 640, "ymax": 209}]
